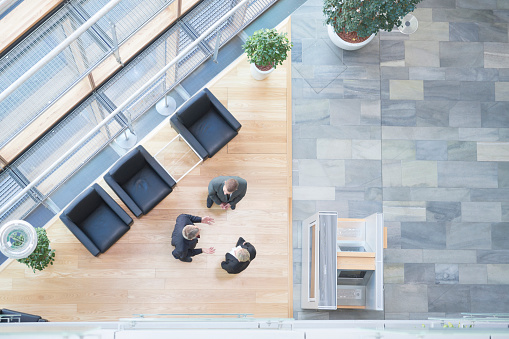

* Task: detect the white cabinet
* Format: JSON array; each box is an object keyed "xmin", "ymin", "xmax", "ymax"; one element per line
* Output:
[{"xmin": 301, "ymin": 211, "xmax": 384, "ymax": 310}]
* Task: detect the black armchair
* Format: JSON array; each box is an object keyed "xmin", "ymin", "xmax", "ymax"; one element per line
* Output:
[
  {"xmin": 104, "ymin": 145, "xmax": 176, "ymax": 218},
  {"xmin": 0, "ymin": 309, "xmax": 48, "ymax": 322},
  {"xmin": 60, "ymin": 184, "xmax": 132, "ymax": 256},
  {"xmin": 170, "ymin": 88, "xmax": 241, "ymax": 159}
]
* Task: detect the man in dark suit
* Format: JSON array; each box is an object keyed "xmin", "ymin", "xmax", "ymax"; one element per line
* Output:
[
  {"xmin": 171, "ymin": 214, "xmax": 215, "ymax": 262},
  {"xmin": 221, "ymin": 237, "xmax": 256, "ymax": 274},
  {"xmin": 207, "ymin": 176, "xmax": 247, "ymax": 210}
]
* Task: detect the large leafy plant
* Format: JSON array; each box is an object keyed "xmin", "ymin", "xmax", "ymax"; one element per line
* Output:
[
  {"xmin": 243, "ymin": 28, "xmax": 292, "ymax": 70},
  {"xmin": 17, "ymin": 227, "xmax": 55, "ymax": 273},
  {"xmin": 324, "ymin": 0, "xmax": 423, "ymax": 38}
]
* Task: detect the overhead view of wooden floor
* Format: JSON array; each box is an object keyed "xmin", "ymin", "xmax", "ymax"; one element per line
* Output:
[{"xmin": 0, "ymin": 19, "xmax": 292, "ymax": 322}]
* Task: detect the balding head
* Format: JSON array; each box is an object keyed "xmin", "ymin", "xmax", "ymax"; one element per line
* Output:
[
  {"xmin": 236, "ymin": 248, "xmax": 250, "ymax": 262},
  {"xmin": 182, "ymin": 225, "xmax": 200, "ymax": 240}
]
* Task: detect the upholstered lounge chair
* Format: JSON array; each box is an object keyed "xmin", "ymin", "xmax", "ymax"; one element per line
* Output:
[
  {"xmin": 60, "ymin": 183, "xmax": 132, "ymax": 256},
  {"xmin": 170, "ymin": 88, "xmax": 241, "ymax": 160},
  {"xmin": 104, "ymin": 145, "xmax": 176, "ymax": 218}
]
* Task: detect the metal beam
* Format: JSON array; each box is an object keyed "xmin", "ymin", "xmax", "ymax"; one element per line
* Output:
[{"xmin": 0, "ymin": 0, "xmax": 122, "ymax": 103}]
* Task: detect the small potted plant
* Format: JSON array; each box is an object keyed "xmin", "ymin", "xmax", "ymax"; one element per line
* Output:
[
  {"xmin": 17, "ymin": 227, "xmax": 56, "ymax": 273},
  {"xmin": 243, "ymin": 28, "xmax": 292, "ymax": 80},
  {"xmin": 324, "ymin": 0, "xmax": 423, "ymax": 50}
]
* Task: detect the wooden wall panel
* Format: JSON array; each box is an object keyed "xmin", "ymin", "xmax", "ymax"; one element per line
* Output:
[{"xmin": 0, "ymin": 0, "xmax": 63, "ymax": 54}]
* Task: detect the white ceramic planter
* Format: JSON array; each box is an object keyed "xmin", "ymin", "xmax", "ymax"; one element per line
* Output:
[
  {"xmin": 327, "ymin": 25, "xmax": 375, "ymax": 51},
  {"xmin": 250, "ymin": 63, "xmax": 275, "ymax": 81}
]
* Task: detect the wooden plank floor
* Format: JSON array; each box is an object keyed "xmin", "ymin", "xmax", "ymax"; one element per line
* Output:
[{"xmin": 0, "ymin": 19, "xmax": 292, "ymax": 322}]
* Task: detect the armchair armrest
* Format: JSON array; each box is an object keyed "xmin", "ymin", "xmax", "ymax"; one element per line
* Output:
[
  {"xmin": 137, "ymin": 146, "xmax": 177, "ymax": 189},
  {"xmin": 170, "ymin": 116, "xmax": 208, "ymax": 159},
  {"xmin": 204, "ymin": 88, "xmax": 241, "ymax": 131},
  {"xmin": 59, "ymin": 215, "xmax": 100, "ymax": 256},
  {"xmin": 92, "ymin": 183, "xmax": 133, "ymax": 226},
  {"xmin": 104, "ymin": 173, "xmax": 143, "ymax": 218}
]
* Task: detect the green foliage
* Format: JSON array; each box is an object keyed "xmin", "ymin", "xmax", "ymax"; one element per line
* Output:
[
  {"xmin": 17, "ymin": 228, "xmax": 55, "ymax": 273},
  {"xmin": 323, "ymin": 0, "xmax": 423, "ymax": 38},
  {"xmin": 242, "ymin": 28, "xmax": 292, "ymax": 69}
]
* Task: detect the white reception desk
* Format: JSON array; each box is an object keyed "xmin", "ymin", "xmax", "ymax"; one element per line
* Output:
[{"xmin": 301, "ymin": 211, "xmax": 385, "ymax": 310}]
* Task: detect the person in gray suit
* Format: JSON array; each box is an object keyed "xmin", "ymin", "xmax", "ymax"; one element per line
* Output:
[{"xmin": 206, "ymin": 176, "xmax": 247, "ymax": 210}]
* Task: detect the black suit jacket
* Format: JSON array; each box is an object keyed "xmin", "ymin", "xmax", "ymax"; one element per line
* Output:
[
  {"xmin": 221, "ymin": 237, "xmax": 256, "ymax": 274},
  {"xmin": 171, "ymin": 214, "xmax": 202, "ymax": 262},
  {"xmin": 208, "ymin": 176, "xmax": 247, "ymax": 208}
]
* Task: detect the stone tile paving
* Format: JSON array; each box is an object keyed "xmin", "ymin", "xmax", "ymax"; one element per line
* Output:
[{"xmin": 291, "ymin": 0, "xmax": 509, "ymax": 320}]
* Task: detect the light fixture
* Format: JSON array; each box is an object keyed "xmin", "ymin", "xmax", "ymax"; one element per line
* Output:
[{"xmin": 0, "ymin": 220, "xmax": 38, "ymax": 259}]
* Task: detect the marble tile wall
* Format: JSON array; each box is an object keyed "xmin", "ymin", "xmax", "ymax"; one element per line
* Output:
[{"xmin": 291, "ymin": 0, "xmax": 509, "ymax": 320}]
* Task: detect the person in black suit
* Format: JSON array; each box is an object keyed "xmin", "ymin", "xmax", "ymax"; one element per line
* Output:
[
  {"xmin": 207, "ymin": 176, "xmax": 247, "ymax": 210},
  {"xmin": 221, "ymin": 237, "xmax": 256, "ymax": 274},
  {"xmin": 171, "ymin": 214, "xmax": 215, "ymax": 262}
]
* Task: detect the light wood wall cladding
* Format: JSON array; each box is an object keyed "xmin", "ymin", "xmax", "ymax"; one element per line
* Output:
[
  {"xmin": 0, "ymin": 0, "xmax": 63, "ymax": 54},
  {"xmin": 181, "ymin": 0, "xmax": 202, "ymax": 15},
  {"xmin": 0, "ymin": 1, "xmax": 179, "ymax": 164},
  {"xmin": 0, "ymin": 18, "xmax": 293, "ymax": 322}
]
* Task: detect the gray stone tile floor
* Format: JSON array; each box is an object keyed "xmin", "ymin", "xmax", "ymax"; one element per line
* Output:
[{"xmin": 291, "ymin": 0, "xmax": 509, "ymax": 320}]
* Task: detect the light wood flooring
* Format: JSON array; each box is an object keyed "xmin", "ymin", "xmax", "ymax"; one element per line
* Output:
[{"xmin": 0, "ymin": 18, "xmax": 293, "ymax": 321}]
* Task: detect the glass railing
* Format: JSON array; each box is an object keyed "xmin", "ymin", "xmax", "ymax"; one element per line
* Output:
[
  {"xmin": 0, "ymin": 0, "xmax": 175, "ymax": 149},
  {"xmin": 2, "ymin": 319, "xmax": 509, "ymax": 337}
]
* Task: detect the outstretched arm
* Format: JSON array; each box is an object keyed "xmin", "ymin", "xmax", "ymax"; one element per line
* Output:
[
  {"xmin": 188, "ymin": 248, "xmax": 203, "ymax": 257},
  {"xmin": 180, "ymin": 214, "xmax": 202, "ymax": 224}
]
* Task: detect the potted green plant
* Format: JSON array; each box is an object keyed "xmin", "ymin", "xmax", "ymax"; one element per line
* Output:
[
  {"xmin": 16, "ymin": 227, "xmax": 55, "ymax": 273},
  {"xmin": 324, "ymin": 0, "xmax": 423, "ymax": 50},
  {"xmin": 242, "ymin": 28, "xmax": 292, "ymax": 80}
]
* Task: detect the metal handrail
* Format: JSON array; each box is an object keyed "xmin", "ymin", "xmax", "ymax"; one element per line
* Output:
[
  {"xmin": 0, "ymin": 0, "xmax": 249, "ymax": 218},
  {"xmin": 0, "ymin": 0, "xmax": 122, "ymax": 103},
  {"xmin": 131, "ymin": 313, "xmax": 254, "ymax": 318},
  {"xmin": 0, "ymin": 0, "xmax": 19, "ymax": 17}
]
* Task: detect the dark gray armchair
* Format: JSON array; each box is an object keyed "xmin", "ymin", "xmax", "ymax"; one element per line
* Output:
[
  {"xmin": 170, "ymin": 88, "xmax": 241, "ymax": 160},
  {"xmin": 60, "ymin": 183, "xmax": 132, "ymax": 256},
  {"xmin": 104, "ymin": 145, "xmax": 176, "ymax": 218}
]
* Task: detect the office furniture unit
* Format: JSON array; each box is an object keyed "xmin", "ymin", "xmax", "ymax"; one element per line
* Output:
[{"xmin": 301, "ymin": 211, "xmax": 384, "ymax": 310}]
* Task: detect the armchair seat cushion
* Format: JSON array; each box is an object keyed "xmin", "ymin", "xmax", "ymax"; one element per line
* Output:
[
  {"xmin": 122, "ymin": 165, "xmax": 173, "ymax": 215},
  {"xmin": 170, "ymin": 88, "xmax": 241, "ymax": 160},
  {"xmin": 188, "ymin": 109, "xmax": 238, "ymax": 157},
  {"xmin": 81, "ymin": 203, "xmax": 130, "ymax": 253},
  {"xmin": 60, "ymin": 183, "xmax": 133, "ymax": 256},
  {"xmin": 104, "ymin": 145, "xmax": 176, "ymax": 218}
]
